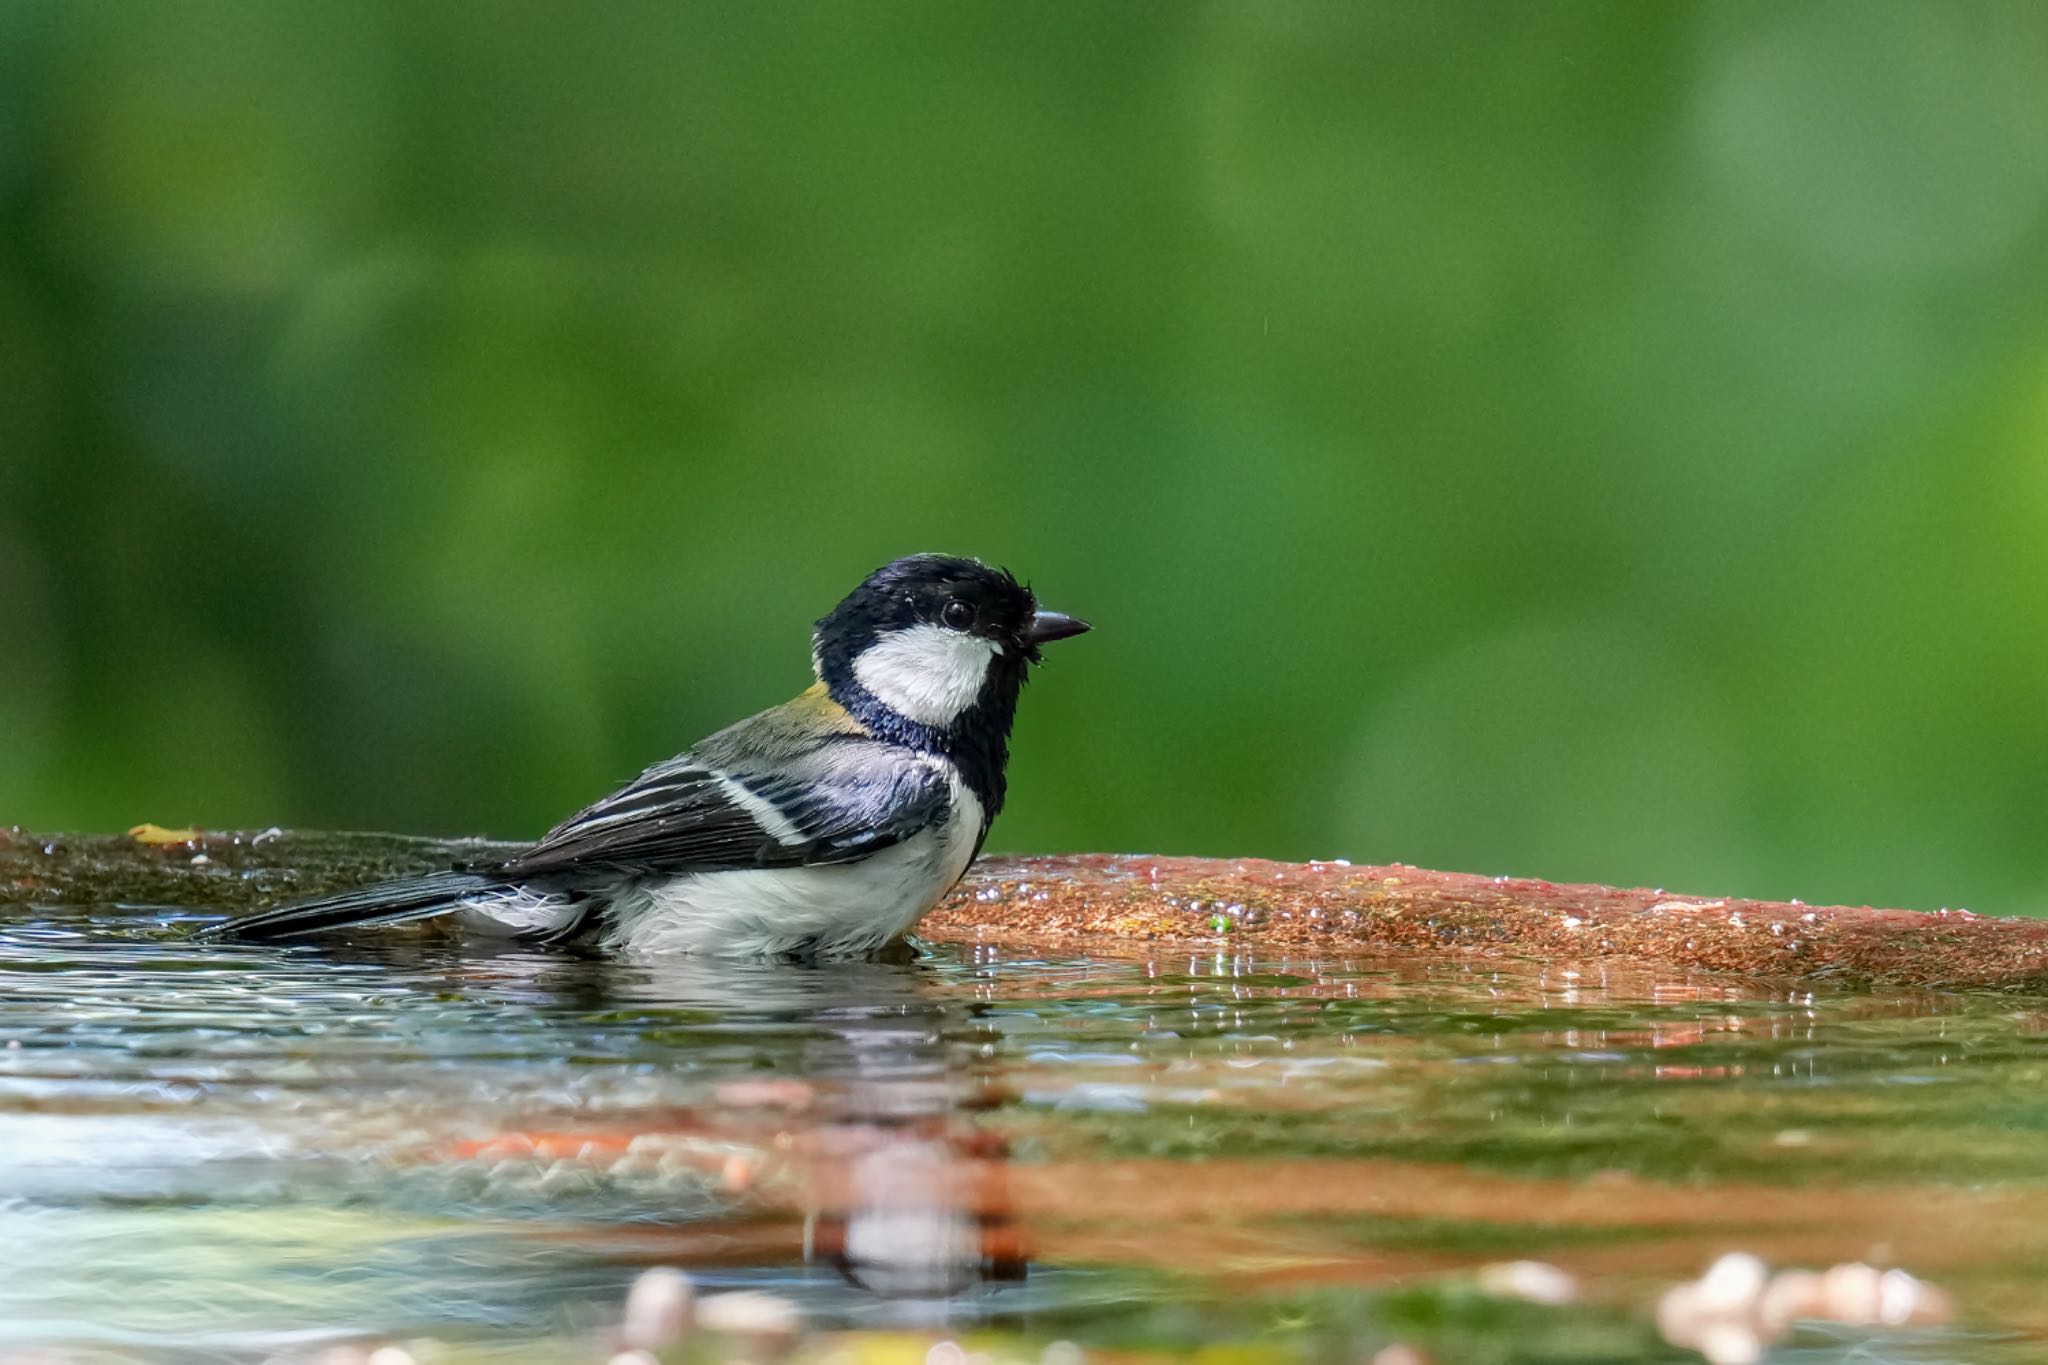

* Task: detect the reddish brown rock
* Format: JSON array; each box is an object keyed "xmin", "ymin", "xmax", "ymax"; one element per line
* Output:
[
  {"xmin": 5, "ymin": 828, "xmax": 2047, "ymax": 990},
  {"xmin": 931, "ymin": 855, "xmax": 2048, "ymax": 990}
]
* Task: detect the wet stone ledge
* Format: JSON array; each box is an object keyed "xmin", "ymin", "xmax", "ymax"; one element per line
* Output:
[{"xmin": 6, "ymin": 827, "xmax": 2048, "ymax": 990}]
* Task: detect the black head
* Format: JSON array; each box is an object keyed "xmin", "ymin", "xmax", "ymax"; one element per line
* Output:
[{"xmin": 813, "ymin": 554, "xmax": 1090, "ymax": 809}]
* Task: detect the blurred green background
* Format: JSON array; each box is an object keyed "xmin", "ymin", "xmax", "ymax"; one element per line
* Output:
[{"xmin": 5, "ymin": 3, "xmax": 2048, "ymax": 915}]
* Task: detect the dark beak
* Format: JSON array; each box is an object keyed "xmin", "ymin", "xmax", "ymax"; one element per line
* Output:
[{"xmin": 1027, "ymin": 609, "xmax": 1091, "ymax": 646}]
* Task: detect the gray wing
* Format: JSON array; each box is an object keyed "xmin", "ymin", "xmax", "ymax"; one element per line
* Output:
[{"xmin": 491, "ymin": 739, "xmax": 950, "ymax": 881}]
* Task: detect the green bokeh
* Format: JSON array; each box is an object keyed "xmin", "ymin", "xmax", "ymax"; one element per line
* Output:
[{"xmin": 5, "ymin": 2, "xmax": 2048, "ymax": 915}]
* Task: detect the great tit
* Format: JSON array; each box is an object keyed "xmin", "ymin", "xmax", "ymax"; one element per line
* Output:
[{"xmin": 199, "ymin": 554, "xmax": 1090, "ymax": 957}]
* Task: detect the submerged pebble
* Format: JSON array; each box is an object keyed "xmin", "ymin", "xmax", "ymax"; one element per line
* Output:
[
  {"xmin": 1475, "ymin": 1259, "xmax": 1578, "ymax": 1306},
  {"xmin": 1658, "ymin": 1253, "xmax": 1951, "ymax": 1365},
  {"xmin": 620, "ymin": 1267, "xmax": 695, "ymax": 1350},
  {"xmin": 1369, "ymin": 1348, "xmax": 1432, "ymax": 1365},
  {"xmin": 696, "ymin": 1290, "xmax": 802, "ymax": 1342}
]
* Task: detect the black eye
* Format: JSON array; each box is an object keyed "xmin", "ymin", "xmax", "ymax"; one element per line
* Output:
[{"xmin": 940, "ymin": 599, "xmax": 976, "ymax": 630}]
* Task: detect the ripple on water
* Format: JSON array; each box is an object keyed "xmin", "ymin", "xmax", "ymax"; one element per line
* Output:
[{"xmin": 0, "ymin": 908, "xmax": 2045, "ymax": 1361}]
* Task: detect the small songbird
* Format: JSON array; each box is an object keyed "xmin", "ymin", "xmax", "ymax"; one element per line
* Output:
[{"xmin": 201, "ymin": 555, "xmax": 1089, "ymax": 957}]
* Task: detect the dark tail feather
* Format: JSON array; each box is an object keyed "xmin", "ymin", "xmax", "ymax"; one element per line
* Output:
[{"xmin": 194, "ymin": 870, "xmax": 495, "ymax": 943}]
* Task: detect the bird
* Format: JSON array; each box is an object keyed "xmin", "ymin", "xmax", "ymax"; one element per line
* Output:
[{"xmin": 198, "ymin": 554, "xmax": 1090, "ymax": 957}]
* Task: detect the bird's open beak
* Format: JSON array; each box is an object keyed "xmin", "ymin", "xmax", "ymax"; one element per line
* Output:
[{"xmin": 1027, "ymin": 609, "xmax": 1091, "ymax": 646}]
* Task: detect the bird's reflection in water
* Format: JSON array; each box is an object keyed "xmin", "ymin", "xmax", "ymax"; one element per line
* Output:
[
  {"xmin": 795, "ymin": 969, "xmax": 1026, "ymax": 1297},
  {"xmin": 413, "ymin": 943, "xmax": 1026, "ymax": 1306}
]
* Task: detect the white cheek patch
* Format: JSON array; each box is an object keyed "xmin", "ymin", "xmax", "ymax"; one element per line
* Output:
[{"xmin": 853, "ymin": 624, "xmax": 998, "ymax": 726}]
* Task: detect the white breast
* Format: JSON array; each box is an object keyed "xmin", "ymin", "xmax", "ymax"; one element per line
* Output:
[{"xmin": 599, "ymin": 773, "xmax": 985, "ymax": 958}]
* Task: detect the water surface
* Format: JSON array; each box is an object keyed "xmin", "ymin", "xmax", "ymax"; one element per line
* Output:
[{"xmin": 4, "ymin": 901, "xmax": 2046, "ymax": 1362}]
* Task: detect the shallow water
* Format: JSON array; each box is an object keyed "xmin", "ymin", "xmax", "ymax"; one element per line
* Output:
[{"xmin": 5, "ymin": 902, "xmax": 2048, "ymax": 1363}]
